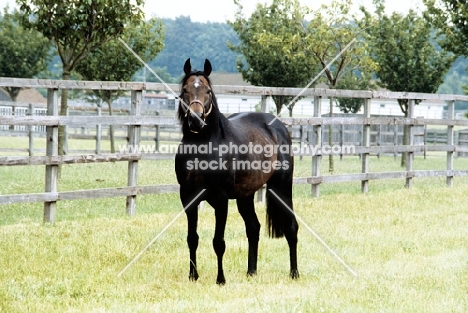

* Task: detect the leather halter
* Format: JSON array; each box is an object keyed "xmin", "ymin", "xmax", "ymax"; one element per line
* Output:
[
  {"xmin": 184, "ymin": 98, "xmax": 212, "ymax": 119},
  {"xmin": 184, "ymin": 98, "xmax": 212, "ymax": 134}
]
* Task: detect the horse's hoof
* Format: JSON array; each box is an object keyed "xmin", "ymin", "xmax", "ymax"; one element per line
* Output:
[
  {"xmin": 189, "ymin": 273, "xmax": 199, "ymax": 281},
  {"xmin": 246, "ymin": 270, "xmax": 257, "ymax": 277},
  {"xmin": 216, "ymin": 277, "xmax": 226, "ymax": 285},
  {"xmin": 290, "ymin": 269, "xmax": 300, "ymax": 279}
]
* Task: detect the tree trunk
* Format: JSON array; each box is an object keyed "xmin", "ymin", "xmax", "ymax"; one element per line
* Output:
[
  {"xmin": 273, "ymin": 95, "xmax": 284, "ymax": 117},
  {"xmin": 108, "ymin": 99, "xmax": 116, "ymax": 153},
  {"xmin": 58, "ymin": 71, "xmax": 70, "ymax": 157},
  {"xmin": 57, "ymin": 70, "xmax": 71, "ymax": 178},
  {"xmin": 5, "ymin": 87, "xmax": 21, "ymax": 102},
  {"xmin": 328, "ymin": 97, "xmax": 334, "ymax": 174},
  {"xmin": 400, "ymin": 100, "xmax": 409, "ymax": 167},
  {"xmin": 7, "ymin": 87, "xmax": 22, "ymax": 131}
]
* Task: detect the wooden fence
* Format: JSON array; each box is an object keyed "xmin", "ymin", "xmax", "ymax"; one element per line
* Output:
[
  {"xmin": 3, "ymin": 102, "xmax": 468, "ymax": 157},
  {"xmin": 2, "ymin": 77, "xmax": 468, "ymax": 222},
  {"xmin": 0, "ymin": 102, "xmax": 181, "ymax": 155}
]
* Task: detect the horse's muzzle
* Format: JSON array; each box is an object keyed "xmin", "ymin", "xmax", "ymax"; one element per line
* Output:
[{"xmin": 187, "ymin": 111, "xmax": 205, "ymax": 133}]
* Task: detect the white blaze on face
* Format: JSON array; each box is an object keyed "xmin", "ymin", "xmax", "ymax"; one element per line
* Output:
[{"xmin": 194, "ymin": 81, "xmax": 200, "ymax": 88}]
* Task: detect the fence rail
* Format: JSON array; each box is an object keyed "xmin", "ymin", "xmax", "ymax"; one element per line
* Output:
[{"xmin": 2, "ymin": 77, "xmax": 468, "ymax": 222}]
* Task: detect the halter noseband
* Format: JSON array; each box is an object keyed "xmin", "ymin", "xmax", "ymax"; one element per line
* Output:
[{"xmin": 184, "ymin": 98, "xmax": 213, "ymax": 119}]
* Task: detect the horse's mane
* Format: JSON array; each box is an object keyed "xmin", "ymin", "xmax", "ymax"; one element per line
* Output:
[{"xmin": 177, "ymin": 71, "xmax": 226, "ymax": 138}]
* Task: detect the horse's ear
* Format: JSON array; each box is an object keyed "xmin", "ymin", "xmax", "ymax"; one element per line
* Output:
[
  {"xmin": 183, "ymin": 58, "xmax": 191, "ymax": 75},
  {"xmin": 204, "ymin": 59, "xmax": 212, "ymax": 76}
]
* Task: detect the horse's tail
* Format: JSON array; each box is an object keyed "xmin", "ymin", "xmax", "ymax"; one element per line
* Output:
[{"xmin": 266, "ymin": 166, "xmax": 296, "ymax": 238}]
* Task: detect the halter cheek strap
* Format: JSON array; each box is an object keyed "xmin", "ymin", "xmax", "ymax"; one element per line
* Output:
[{"xmin": 203, "ymin": 100, "xmax": 212, "ymax": 118}]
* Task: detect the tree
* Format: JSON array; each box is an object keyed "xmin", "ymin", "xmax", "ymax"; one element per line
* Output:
[
  {"xmin": 423, "ymin": 0, "xmax": 468, "ymax": 56},
  {"xmin": 336, "ymin": 71, "xmax": 376, "ymax": 113},
  {"xmin": 75, "ymin": 18, "xmax": 165, "ymax": 153},
  {"xmin": 228, "ymin": 0, "xmax": 319, "ymax": 115},
  {"xmin": 361, "ymin": 0, "xmax": 455, "ymax": 166},
  {"xmin": 298, "ymin": 0, "xmax": 377, "ymax": 173},
  {"xmin": 424, "ymin": 0, "xmax": 468, "ymax": 117},
  {"xmin": 18, "ymin": 0, "xmax": 145, "ymax": 156},
  {"xmin": 230, "ymin": 0, "xmax": 376, "ymax": 173},
  {"xmin": 0, "ymin": 7, "xmax": 51, "ymax": 101}
]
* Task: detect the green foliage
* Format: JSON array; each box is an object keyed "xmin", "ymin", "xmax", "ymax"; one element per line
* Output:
[
  {"xmin": 75, "ymin": 17, "xmax": 165, "ymax": 104},
  {"xmin": 229, "ymin": 0, "xmax": 376, "ymax": 116},
  {"xmin": 336, "ymin": 71, "xmax": 376, "ymax": 113},
  {"xmin": 17, "ymin": 0, "xmax": 145, "ymax": 75},
  {"xmin": 301, "ymin": 0, "xmax": 377, "ymax": 88},
  {"xmin": 0, "ymin": 7, "xmax": 51, "ymax": 101},
  {"xmin": 423, "ymin": 0, "xmax": 468, "ymax": 56},
  {"xmin": 229, "ymin": 0, "xmax": 319, "ymax": 114},
  {"xmin": 360, "ymin": 0, "xmax": 455, "ymax": 116},
  {"xmin": 437, "ymin": 57, "xmax": 468, "ymax": 110},
  {"xmin": 17, "ymin": 0, "xmax": 146, "ymax": 155},
  {"xmin": 150, "ymin": 16, "xmax": 240, "ymax": 78},
  {"xmin": 229, "ymin": 0, "xmax": 315, "ymax": 87}
]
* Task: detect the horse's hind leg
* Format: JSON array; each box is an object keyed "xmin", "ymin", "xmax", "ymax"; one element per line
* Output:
[
  {"xmin": 267, "ymin": 178, "xmax": 299, "ymax": 279},
  {"xmin": 284, "ymin": 213, "xmax": 299, "ymax": 279},
  {"xmin": 237, "ymin": 194, "xmax": 260, "ymax": 276},
  {"xmin": 277, "ymin": 189, "xmax": 299, "ymax": 279}
]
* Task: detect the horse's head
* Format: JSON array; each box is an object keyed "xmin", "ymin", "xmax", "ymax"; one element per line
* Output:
[{"xmin": 178, "ymin": 58, "xmax": 214, "ymax": 134}]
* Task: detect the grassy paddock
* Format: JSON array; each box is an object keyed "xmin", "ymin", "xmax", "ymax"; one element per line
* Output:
[{"xmin": 1, "ymin": 137, "xmax": 468, "ymax": 312}]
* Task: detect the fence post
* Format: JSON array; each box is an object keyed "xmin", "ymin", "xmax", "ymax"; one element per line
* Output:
[
  {"xmin": 28, "ymin": 103, "xmax": 34, "ymax": 156},
  {"xmin": 95, "ymin": 105, "xmax": 102, "ymax": 154},
  {"xmin": 63, "ymin": 106, "xmax": 69, "ymax": 155},
  {"xmin": 361, "ymin": 98, "xmax": 371, "ymax": 193},
  {"xmin": 340, "ymin": 123, "xmax": 344, "ymax": 160},
  {"xmin": 423, "ymin": 124, "xmax": 427, "ymax": 159},
  {"xmin": 44, "ymin": 89, "xmax": 59, "ymax": 223},
  {"xmin": 311, "ymin": 96, "xmax": 322, "ymax": 197},
  {"xmin": 446, "ymin": 100, "xmax": 455, "ymax": 187},
  {"xmin": 260, "ymin": 95, "xmax": 271, "ymax": 113},
  {"xmin": 126, "ymin": 90, "xmax": 142, "ymax": 216},
  {"xmin": 405, "ymin": 100, "xmax": 415, "ymax": 188},
  {"xmin": 155, "ymin": 124, "xmax": 160, "ymax": 152},
  {"xmin": 377, "ymin": 124, "xmax": 382, "ymax": 159}
]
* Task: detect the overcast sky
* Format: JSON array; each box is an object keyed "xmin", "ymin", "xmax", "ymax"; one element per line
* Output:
[{"xmin": 1, "ymin": 0, "xmax": 425, "ymax": 23}]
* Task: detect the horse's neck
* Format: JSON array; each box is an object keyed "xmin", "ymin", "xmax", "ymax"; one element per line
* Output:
[{"xmin": 182, "ymin": 110, "xmax": 228, "ymax": 142}]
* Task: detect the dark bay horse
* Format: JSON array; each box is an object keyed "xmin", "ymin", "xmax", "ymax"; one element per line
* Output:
[{"xmin": 175, "ymin": 58, "xmax": 299, "ymax": 284}]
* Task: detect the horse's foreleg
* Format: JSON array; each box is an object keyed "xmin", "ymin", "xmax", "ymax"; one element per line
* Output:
[
  {"xmin": 237, "ymin": 195, "xmax": 260, "ymax": 277},
  {"xmin": 210, "ymin": 198, "xmax": 228, "ymax": 285},
  {"xmin": 185, "ymin": 202, "xmax": 199, "ymax": 281}
]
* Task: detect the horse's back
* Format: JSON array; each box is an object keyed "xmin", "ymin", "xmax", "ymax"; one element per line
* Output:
[
  {"xmin": 227, "ymin": 112, "xmax": 291, "ymax": 144},
  {"xmin": 227, "ymin": 112, "xmax": 276, "ymax": 124}
]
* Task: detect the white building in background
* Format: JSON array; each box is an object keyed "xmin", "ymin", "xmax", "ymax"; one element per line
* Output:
[
  {"xmin": 214, "ymin": 94, "xmax": 446, "ymax": 119},
  {"xmin": 208, "ymin": 73, "xmax": 448, "ymax": 119}
]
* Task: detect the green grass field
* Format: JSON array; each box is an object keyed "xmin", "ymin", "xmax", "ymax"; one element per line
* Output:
[{"xmin": 1, "ymin": 136, "xmax": 468, "ymax": 312}]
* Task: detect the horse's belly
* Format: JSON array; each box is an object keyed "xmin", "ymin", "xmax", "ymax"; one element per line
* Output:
[{"xmin": 231, "ymin": 169, "xmax": 272, "ymax": 198}]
